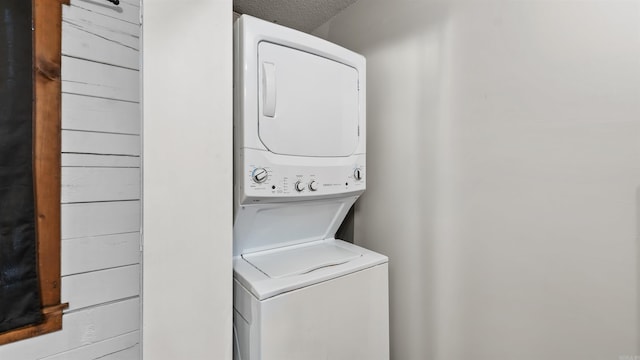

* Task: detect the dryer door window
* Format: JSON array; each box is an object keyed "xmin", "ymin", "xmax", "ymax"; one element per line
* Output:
[{"xmin": 257, "ymin": 42, "xmax": 360, "ymax": 157}]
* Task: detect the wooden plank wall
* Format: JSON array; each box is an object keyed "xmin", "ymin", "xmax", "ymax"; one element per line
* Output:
[{"xmin": 0, "ymin": 0, "xmax": 141, "ymax": 358}]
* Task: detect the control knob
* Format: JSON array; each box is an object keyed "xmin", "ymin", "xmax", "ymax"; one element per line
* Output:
[
  {"xmin": 354, "ymin": 168, "xmax": 363, "ymax": 181},
  {"xmin": 308, "ymin": 180, "xmax": 318, "ymax": 191},
  {"xmin": 251, "ymin": 168, "xmax": 268, "ymax": 183},
  {"xmin": 295, "ymin": 181, "xmax": 307, "ymax": 192}
]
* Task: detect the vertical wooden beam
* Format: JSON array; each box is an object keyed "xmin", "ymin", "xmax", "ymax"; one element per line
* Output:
[
  {"xmin": 33, "ymin": 0, "xmax": 64, "ymax": 312},
  {"xmin": 33, "ymin": 0, "xmax": 70, "ymax": 328}
]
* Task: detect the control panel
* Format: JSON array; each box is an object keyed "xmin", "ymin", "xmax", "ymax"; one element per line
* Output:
[{"xmin": 238, "ymin": 150, "xmax": 366, "ymax": 204}]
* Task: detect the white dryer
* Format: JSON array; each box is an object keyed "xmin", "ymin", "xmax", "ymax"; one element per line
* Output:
[{"xmin": 233, "ymin": 15, "xmax": 389, "ymax": 360}]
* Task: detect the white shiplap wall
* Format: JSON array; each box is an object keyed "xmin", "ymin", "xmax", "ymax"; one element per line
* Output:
[{"xmin": 0, "ymin": 0, "xmax": 141, "ymax": 358}]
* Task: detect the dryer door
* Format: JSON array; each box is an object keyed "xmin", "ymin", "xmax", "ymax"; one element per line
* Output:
[{"xmin": 257, "ymin": 42, "xmax": 360, "ymax": 157}]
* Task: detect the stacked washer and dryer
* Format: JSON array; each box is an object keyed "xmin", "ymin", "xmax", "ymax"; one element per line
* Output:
[{"xmin": 233, "ymin": 15, "xmax": 389, "ymax": 360}]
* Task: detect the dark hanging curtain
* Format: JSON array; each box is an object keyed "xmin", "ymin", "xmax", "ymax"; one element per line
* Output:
[{"xmin": 0, "ymin": 0, "xmax": 44, "ymax": 333}]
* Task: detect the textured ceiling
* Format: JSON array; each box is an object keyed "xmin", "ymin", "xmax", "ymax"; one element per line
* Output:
[{"xmin": 234, "ymin": 0, "xmax": 358, "ymax": 33}]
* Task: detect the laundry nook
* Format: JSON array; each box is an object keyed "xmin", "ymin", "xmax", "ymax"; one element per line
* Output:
[{"xmin": 0, "ymin": 0, "xmax": 638, "ymax": 359}]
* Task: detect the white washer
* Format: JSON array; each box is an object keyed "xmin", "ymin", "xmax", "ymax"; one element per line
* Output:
[{"xmin": 233, "ymin": 15, "xmax": 389, "ymax": 360}]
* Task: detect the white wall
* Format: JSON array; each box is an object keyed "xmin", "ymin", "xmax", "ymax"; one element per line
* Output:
[
  {"xmin": 317, "ymin": 1, "xmax": 640, "ymax": 359},
  {"xmin": 142, "ymin": 0, "xmax": 233, "ymax": 359},
  {"xmin": 0, "ymin": 0, "xmax": 142, "ymax": 358}
]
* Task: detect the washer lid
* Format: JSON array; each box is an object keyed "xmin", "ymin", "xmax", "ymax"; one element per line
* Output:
[
  {"xmin": 243, "ymin": 241, "xmax": 361, "ymax": 279},
  {"xmin": 234, "ymin": 239, "xmax": 388, "ymax": 300}
]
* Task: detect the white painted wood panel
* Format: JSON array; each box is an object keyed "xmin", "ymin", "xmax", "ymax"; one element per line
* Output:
[
  {"xmin": 64, "ymin": 2, "xmax": 140, "ymax": 49},
  {"xmin": 62, "ymin": 13, "xmax": 139, "ymax": 70},
  {"xmin": 0, "ymin": 0, "xmax": 143, "ymax": 358},
  {"xmin": 62, "ymin": 201, "xmax": 140, "ymax": 239},
  {"xmin": 62, "ymin": 154, "xmax": 140, "ymax": 168},
  {"xmin": 0, "ymin": 298, "xmax": 140, "ymax": 360},
  {"xmin": 62, "ymin": 167, "xmax": 140, "ymax": 203},
  {"xmin": 62, "ymin": 265, "xmax": 140, "ymax": 311},
  {"xmin": 62, "ymin": 232, "xmax": 140, "ymax": 276},
  {"xmin": 62, "ymin": 130, "xmax": 140, "ymax": 156},
  {"xmin": 0, "ymin": 0, "xmax": 144, "ymax": 358},
  {"xmin": 62, "ymin": 93, "xmax": 140, "ymax": 134},
  {"xmin": 62, "ymin": 56, "xmax": 139, "ymax": 102},
  {"xmin": 101, "ymin": 344, "xmax": 140, "ymax": 360},
  {"xmin": 69, "ymin": 0, "xmax": 140, "ymax": 25},
  {"xmin": 40, "ymin": 331, "xmax": 139, "ymax": 360}
]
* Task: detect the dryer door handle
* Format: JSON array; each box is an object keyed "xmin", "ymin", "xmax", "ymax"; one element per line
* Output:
[{"xmin": 262, "ymin": 62, "xmax": 276, "ymax": 117}]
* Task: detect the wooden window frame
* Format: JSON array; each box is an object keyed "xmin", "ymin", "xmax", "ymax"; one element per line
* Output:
[{"xmin": 0, "ymin": 0, "xmax": 69, "ymax": 345}]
